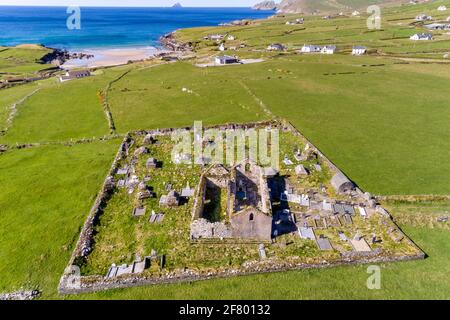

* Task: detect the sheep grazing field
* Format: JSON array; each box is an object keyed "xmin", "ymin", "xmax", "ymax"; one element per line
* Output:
[{"xmin": 0, "ymin": 0, "xmax": 450, "ymax": 299}]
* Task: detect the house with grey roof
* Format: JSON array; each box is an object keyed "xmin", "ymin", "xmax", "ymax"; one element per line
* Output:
[
  {"xmin": 415, "ymin": 14, "xmax": 432, "ymax": 21},
  {"xmin": 410, "ymin": 33, "xmax": 433, "ymax": 40},
  {"xmin": 215, "ymin": 55, "xmax": 240, "ymax": 65},
  {"xmin": 352, "ymin": 46, "xmax": 367, "ymax": 55},
  {"xmin": 321, "ymin": 45, "xmax": 337, "ymax": 54},
  {"xmin": 267, "ymin": 43, "xmax": 285, "ymax": 51},
  {"xmin": 59, "ymin": 70, "xmax": 91, "ymax": 82},
  {"xmin": 300, "ymin": 44, "xmax": 322, "ymax": 53}
]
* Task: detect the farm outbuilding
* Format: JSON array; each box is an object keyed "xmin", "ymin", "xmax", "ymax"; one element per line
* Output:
[{"xmin": 215, "ymin": 55, "xmax": 240, "ymax": 65}]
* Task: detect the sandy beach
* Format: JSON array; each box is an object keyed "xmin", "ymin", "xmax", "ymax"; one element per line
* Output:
[{"xmin": 62, "ymin": 47, "xmax": 165, "ymax": 69}]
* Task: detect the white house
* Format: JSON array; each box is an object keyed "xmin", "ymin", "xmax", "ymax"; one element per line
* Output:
[
  {"xmin": 209, "ymin": 34, "xmax": 225, "ymax": 41},
  {"xmin": 447, "ymin": 16, "xmax": 450, "ymax": 22},
  {"xmin": 410, "ymin": 33, "xmax": 433, "ymax": 40},
  {"xmin": 352, "ymin": 10, "xmax": 360, "ymax": 16},
  {"xmin": 215, "ymin": 55, "xmax": 240, "ymax": 65},
  {"xmin": 267, "ymin": 43, "xmax": 285, "ymax": 51},
  {"xmin": 352, "ymin": 46, "xmax": 367, "ymax": 55},
  {"xmin": 301, "ymin": 44, "xmax": 322, "ymax": 53},
  {"xmin": 227, "ymin": 35, "xmax": 236, "ymax": 41},
  {"xmin": 438, "ymin": 6, "xmax": 447, "ymax": 11},
  {"xmin": 286, "ymin": 18, "xmax": 304, "ymax": 25},
  {"xmin": 321, "ymin": 45, "xmax": 337, "ymax": 54},
  {"xmin": 415, "ymin": 14, "xmax": 433, "ymax": 21},
  {"xmin": 59, "ymin": 70, "xmax": 91, "ymax": 82},
  {"xmin": 219, "ymin": 43, "xmax": 225, "ymax": 51}
]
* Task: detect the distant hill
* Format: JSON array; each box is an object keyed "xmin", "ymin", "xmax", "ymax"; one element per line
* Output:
[
  {"xmin": 253, "ymin": 0, "xmax": 409, "ymax": 14},
  {"xmin": 253, "ymin": 0, "xmax": 278, "ymax": 10},
  {"xmin": 172, "ymin": 2, "xmax": 183, "ymax": 8}
]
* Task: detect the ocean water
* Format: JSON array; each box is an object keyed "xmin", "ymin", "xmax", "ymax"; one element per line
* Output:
[{"xmin": 0, "ymin": 6, "xmax": 273, "ymax": 50}]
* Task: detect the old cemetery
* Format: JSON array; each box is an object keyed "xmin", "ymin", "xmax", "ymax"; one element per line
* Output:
[{"xmin": 59, "ymin": 120, "xmax": 424, "ymax": 293}]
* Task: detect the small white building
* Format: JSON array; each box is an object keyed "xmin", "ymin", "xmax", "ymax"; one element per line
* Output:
[
  {"xmin": 438, "ymin": 6, "xmax": 447, "ymax": 11},
  {"xmin": 415, "ymin": 14, "xmax": 433, "ymax": 21},
  {"xmin": 352, "ymin": 11, "xmax": 360, "ymax": 16},
  {"xmin": 410, "ymin": 33, "xmax": 433, "ymax": 40},
  {"xmin": 227, "ymin": 35, "xmax": 236, "ymax": 41},
  {"xmin": 267, "ymin": 43, "xmax": 285, "ymax": 51},
  {"xmin": 352, "ymin": 46, "xmax": 367, "ymax": 55},
  {"xmin": 209, "ymin": 34, "xmax": 225, "ymax": 41},
  {"xmin": 59, "ymin": 70, "xmax": 91, "ymax": 82},
  {"xmin": 286, "ymin": 18, "xmax": 304, "ymax": 25},
  {"xmin": 321, "ymin": 45, "xmax": 337, "ymax": 54},
  {"xmin": 219, "ymin": 43, "xmax": 225, "ymax": 51},
  {"xmin": 301, "ymin": 44, "xmax": 322, "ymax": 53},
  {"xmin": 215, "ymin": 55, "xmax": 240, "ymax": 65}
]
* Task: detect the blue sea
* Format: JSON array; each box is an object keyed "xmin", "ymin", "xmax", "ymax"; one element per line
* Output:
[{"xmin": 0, "ymin": 6, "xmax": 273, "ymax": 50}]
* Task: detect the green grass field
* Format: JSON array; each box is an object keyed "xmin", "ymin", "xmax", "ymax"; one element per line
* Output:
[
  {"xmin": 0, "ymin": 45, "xmax": 53, "ymax": 80},
  {"xmin": 0, "ymin": 0, "xmax": 450, "ymax": 299},
  {"xmin": 0, "ymin": 141, "xmax": 120, "ymax": 296}
]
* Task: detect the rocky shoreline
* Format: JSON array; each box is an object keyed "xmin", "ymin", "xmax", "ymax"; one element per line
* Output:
[
  {"xmin": 41, "ymin": 47, "xmax": 94, "ymax": 67},
  {"xmin": 159, "ymin": 32, "xmax": 193, "ymax": 52}
]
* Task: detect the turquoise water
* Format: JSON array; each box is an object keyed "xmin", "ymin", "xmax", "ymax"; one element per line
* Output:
[{"xmin": 0, "ymin": 6, "xmax": 273, "ymax": 50}]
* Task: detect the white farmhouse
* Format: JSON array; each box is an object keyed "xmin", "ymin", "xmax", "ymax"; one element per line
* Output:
[
  {"xmin": 415, "ymin": 14, "xmax": 433, "ymax": 21},
  {"xmin": 300, "ymin": 44, "xmax": 322, "ymax": 53},
  {"xmin": 219, "ymin": 43, "xmax": 225, "ymax": 51},
  {"xmin": 352, "ymin": 46, "xmax": 367, "ymax": 55},
  {"xmin": 438, "ymin": 6, "xmax": 447, "ymax": 11},
  {"xmin": 267, "ymin": 43, "xmax": 285, "ymax": 51},
  {"xmin": 410, "ymin": 33, "xmax": 433, "ymax": 40},
  {"xmin": 59, "ymin": 70, "xmax": 91, "ymax": 82},
  {"xmin": 321, "ymin": 45, "xmax": 337, "ymax": 54},
  {"xmin": 215, "ymin": 55, "xmax": 240, "ymax": 65}
]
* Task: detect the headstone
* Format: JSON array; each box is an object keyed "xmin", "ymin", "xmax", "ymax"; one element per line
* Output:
[
  {"xmin": 258, "ymin": 243, "xmax": 267, "ymax": 260},
  {"xmin": 299, "ymin": 227, "xmax": 316, "ymax": 240},
  {"xmin": 338, "ymin": 231, "xmax": 347, "ymax": 241},
  {"xmin": 133, "ymin": 207, "xmax": 146, "ymax": 217},
  {"xmin": 317, "ymin": 237, "xmax": 333, "ymax": 251}
]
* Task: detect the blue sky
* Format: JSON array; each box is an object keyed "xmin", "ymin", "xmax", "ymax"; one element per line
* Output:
[{"xmin": 0, "ymin": 0, "xmax": 260, "ymax": 7}]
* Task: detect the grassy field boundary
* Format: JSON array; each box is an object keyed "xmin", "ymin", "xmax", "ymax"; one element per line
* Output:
[
  {"xmin": 101, "ymin": 70, "xmax": 133, "ymax": 134},
  {"xmin": 238, "ymin": 80, "xmax": 274, "ymax": 118},
  {"xmin": 1, "ymin": 88, "xmax": 40, "ymax": 135}
]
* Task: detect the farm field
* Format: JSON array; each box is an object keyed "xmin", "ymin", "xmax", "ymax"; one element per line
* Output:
[
  {"xmin": 0, "ymin": 0, "xmax": 449, "ymax": 300},
  {"xmin": 0, "ymin": 140, "xmax": 120, "ymax": 296},
  {"xmin": 105, "ymin": 55, "xmax": 450, "ymax": 195},
  {"xmin": 0, "ymin": 45, "xmax": 53, "ymax": 81}
]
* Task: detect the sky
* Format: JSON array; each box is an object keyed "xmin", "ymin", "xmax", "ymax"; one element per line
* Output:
[{"xmin": 0, "ymin": 0, "xmax": 260, "ymax": 7}]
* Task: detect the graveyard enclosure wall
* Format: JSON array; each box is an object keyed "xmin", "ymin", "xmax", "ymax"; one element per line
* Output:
[
  {"xmin": 59, "ymin": 251, "xmax": 425, "ymax": 295},
  {"xmin": 60, "ymin": 119, "xmax": 425, "ymax": 295},
  {"xmin": 64, "ymin": 120, "xmax": 279, "ymax": 275}
]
